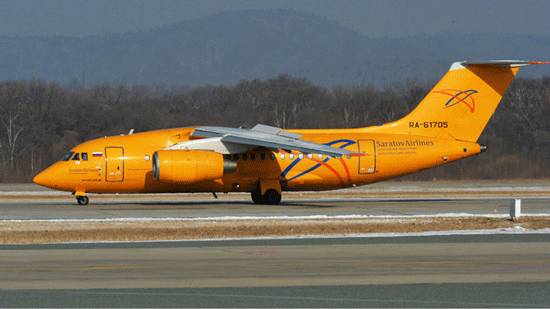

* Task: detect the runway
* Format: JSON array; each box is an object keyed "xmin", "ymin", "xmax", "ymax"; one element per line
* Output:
[
  {"xmin": 1, "ymin": 181, "xmax": 549, "ymax": 220},
  {"xmin": 1, "ymin": 196, "xmax": 550, "ymax": 220},
  {"xmin": 1, "ymin": 181, "xmax": 549, "ymax": 307},
  {"xmin": 0, "ymin": 235, "xmax": 548, "ymax": 307}
]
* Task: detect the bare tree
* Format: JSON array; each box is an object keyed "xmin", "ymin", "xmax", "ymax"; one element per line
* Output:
[{"xmin": 0, "ymin": 82, "xmax": 27, "ymax": 170}]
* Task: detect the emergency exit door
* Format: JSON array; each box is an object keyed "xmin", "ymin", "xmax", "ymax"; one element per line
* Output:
[
  {"xmin": 105, "ymin": 147, "xmax": 124, "ymax": 182},
  {"xmin": 358, "ymin": 140, "xmax": 376, "ymax": 174}
]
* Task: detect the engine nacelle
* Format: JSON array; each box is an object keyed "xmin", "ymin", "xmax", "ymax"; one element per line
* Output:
[{"xmin": 152, "ymin": 150, "xmax": 236, "ymax": 184}]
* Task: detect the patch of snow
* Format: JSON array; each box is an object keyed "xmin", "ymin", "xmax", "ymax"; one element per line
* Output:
[{"xmin": 1, "ymin": 213, "xmax": 548, "ymax": 224}]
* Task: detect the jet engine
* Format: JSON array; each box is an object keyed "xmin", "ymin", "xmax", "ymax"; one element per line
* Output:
[{"xmin": 153, "ymin": 150, "xmax": 236, "ymax": 183}]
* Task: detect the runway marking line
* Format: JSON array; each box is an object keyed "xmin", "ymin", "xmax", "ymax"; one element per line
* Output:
[{"xmin": 1, "ymin": 259, "xmax": 548, "ymax": 272}]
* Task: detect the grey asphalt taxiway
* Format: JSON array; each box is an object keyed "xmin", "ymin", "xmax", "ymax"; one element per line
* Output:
[{"xmin": 1, "ymin": 235, "xmax": 549, "ymax": 307}]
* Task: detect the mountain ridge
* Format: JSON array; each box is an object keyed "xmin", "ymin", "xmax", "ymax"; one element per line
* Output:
[{"xmin": 0, "ymin": 9, "xmax": 548, "ymax": 87}]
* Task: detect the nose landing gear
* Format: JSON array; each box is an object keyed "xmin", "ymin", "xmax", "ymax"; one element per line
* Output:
[
  {"xmin": 76, "ymin": 195, "xmax": 89, "ymax": 205},
  {"xmin": 73, "ymin": 191, "xmax": 89, "ymax": 205}
]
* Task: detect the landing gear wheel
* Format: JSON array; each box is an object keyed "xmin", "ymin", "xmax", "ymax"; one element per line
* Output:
[
  {"xmin": 263, "ymin": 189, "xmax": 281, "ymax": 205},
  {"xmin": 251, "ymin": 188, "xmax": 263, "ymax": 204},
  {"xmin": 76, "ymin": 196, "xmax": 89, "ymax": 205}
]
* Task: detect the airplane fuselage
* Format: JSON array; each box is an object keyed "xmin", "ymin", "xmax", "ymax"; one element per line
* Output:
[{"xmin": 37, "ymin": 127, "xmax": 481, "ymax": 195}]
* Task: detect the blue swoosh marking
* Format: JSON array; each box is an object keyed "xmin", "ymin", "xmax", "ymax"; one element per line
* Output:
[
  {"xmin": 444, "ymin": 90, "xmax": 477, "ymax": 108},
  {"xmin": 281, "ymin": 139, "xmax": 356, "ymax": 182}
]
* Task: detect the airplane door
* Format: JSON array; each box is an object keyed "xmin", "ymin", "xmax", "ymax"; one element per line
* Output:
[
  {"xmin": 105, "ymin": 147, "xmax": 124, "ymax": 182},
  {"xmin": 358, "ymin": 140, "xmax": 376, "ymax": 174}
]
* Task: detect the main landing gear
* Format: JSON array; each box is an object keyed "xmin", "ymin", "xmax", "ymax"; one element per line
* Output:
[
  {"xmin": 76, "ymin": 195, "xmax": 89, "ymax": 205},
  {"xmin": 251, "ymin": 187, "xmax": 282, "ymax": 205}
]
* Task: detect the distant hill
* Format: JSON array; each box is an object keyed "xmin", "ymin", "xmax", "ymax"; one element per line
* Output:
[{"xmin": 0, "ymin": 9, "xmax": 548, "ymax": 87}]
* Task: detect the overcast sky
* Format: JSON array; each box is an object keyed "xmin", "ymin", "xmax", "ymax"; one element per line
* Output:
[{"xmin": 0, "ymin": 0, "xmax": 548, "ymax": 38}]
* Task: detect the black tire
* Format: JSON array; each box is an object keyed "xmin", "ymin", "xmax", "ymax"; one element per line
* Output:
[
  {"xmin": 263, "ymin": 189, "xmax": 281, "ymax": 205},
  {"xmin": 77, "ymin": 196, "xmax": 89, "ymax": 205},
  {"xmin": 251, "ymin": 188, "xmax": 263, "ymax": 204}
]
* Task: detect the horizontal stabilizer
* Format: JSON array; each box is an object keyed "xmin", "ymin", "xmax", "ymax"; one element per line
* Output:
[{"xmin": 451, "ymin": 60, "xmax": 549, "ymax": 70}]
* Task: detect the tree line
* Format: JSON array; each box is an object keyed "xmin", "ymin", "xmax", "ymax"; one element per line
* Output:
[{"xmin": 0, "ymin": 74, "xmax": 548, "ymax": 183}]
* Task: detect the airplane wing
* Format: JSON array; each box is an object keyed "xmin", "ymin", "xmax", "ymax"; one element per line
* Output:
[{"xmin": 166, "ymin": 124, "xmax": 358, "ymax": 158}]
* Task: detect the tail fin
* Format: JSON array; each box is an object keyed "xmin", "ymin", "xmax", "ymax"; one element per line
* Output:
[{"xmin": 366, "ymin": 61, "xmax": 548, "ymax": 142}]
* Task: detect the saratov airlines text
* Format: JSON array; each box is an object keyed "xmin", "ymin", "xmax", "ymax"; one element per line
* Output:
[{"xmin": 376, "ymin": 140, "xmax": 435, "ymax": 147}]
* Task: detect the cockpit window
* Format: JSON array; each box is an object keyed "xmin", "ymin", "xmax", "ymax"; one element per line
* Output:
[
  {"xmin": 72, "ymin": 153, "xmax": 80, "ymax": 161},
  {"xmin": 81, "ymin": 153, "xmax": 88, "ymax": 161},
  {"xmin": 61, "ymin": 152, "xmax": 74, "ymax": 161}
]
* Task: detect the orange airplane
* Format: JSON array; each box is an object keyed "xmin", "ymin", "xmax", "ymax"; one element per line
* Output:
[{"xmin": 33, "ymin": 60, "xmax": 548, "ymax": 205}]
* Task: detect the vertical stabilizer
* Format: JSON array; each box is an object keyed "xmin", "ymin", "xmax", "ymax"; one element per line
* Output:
[{"xmin": 366, "ymin": 61, "xmax": 548, "ymax": 142}]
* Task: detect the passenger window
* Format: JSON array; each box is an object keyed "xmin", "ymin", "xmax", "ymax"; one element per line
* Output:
[
  {"xmin": 233, "ymin": 154, "xmax": 239, "ymax": 160},
  {"xmin": 250, "ymin": 154, "xmax": 255, "ymax": 160},
  {"xmin": 298, "ymin": 154, "xmax": 304, "ymax": 159},
  {"xmin": 81, "ymin": 153, "xmax": 88, "ymax": 161},
  {"xmin": 270, "ymin": 153, "xmax": 276, "ymax": 160},
  {"xmin": 261, "ymin": 153, "xmax": 266, "ymax": 160},
  {"xmin": 242, "ymin": 154, "xmax": 248, "ymax": 160},
  {"xmin": 61, "ymin": 152, "xmax": 74, "ymax": 161},
  {"xmin": 280, "ymin": 154, "xmax": 285, "ymax": 160},
  {"xmin": 72, "ymin": 153, "xmax": 80, "ymax": 161},
  {"xmin": 289, "ymin": 154, "xmax": 294, "ymax": 160},
  {"xmin": 308, "ymin": 154, "xmax": 313, "ymax": 159}
]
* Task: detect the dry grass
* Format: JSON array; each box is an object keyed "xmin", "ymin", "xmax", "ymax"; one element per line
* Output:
[{"xmin": 1, "ymin": 216, "xmax": 548, "ymax": 244}]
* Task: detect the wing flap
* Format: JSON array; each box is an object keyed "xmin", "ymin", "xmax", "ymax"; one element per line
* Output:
[{"xmin": 165, "ymin": 136, "xmax": 255, "ymax": 154}]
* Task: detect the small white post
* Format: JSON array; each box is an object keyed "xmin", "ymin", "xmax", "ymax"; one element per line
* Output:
[{"xmin": 510, "ymin": 198, "xmax": 521, "ymax": 221}]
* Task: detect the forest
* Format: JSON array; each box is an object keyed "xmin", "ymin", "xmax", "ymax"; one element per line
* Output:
[{"xmin": 0, "ymin": 74, "xmax": 549, "ymax": 183}]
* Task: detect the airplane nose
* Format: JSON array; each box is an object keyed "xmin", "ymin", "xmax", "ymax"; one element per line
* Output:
[{"xmin": 33, "ymin": 166, "xmax": 57, "ymax": 189}]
